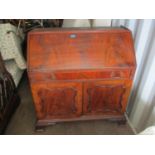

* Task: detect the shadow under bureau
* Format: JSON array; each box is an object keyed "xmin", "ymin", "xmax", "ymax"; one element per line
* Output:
[{"xmin": 27, "ymin": 28, "xmax": 136, "ymax": 130}]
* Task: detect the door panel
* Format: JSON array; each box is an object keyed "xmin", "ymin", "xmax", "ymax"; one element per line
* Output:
[
  {"xmin": 83, "ymin": 80, "xmax": 132, "ymax": 115},
  {"xmin": 31, "ymin": 82, "xmax": 82, "ymax": 119}
]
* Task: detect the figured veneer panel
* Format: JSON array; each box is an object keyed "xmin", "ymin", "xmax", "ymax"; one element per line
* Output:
[
  {"xmin": 28, "ymin": 28, "xmax": 136, "ymax": 71},
  {"xmin": 83, "ymin": 80, "xmax": 132, "ymax": 115},
  {"xmin": 30, "ymin": 82, "xmax": 82, "ymax": 119}
]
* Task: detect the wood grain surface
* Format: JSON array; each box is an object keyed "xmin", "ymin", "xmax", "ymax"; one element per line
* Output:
[{"xmin": 27, "ymin": 28, "xmax": 136, "ymax": 129}]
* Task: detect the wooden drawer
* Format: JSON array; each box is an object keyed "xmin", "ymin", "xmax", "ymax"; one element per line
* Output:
[{"xmin": 28, "ymin": 69, "xmax": 131, "ymax": 82}]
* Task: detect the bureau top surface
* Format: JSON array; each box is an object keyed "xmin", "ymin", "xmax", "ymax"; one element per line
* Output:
[{"xmin": 27, "ymin": 28, "xmax": 136, "ymax": 71}]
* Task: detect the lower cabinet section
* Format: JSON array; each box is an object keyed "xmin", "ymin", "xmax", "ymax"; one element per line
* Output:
[
  {"xmin": 83, "ymin": 80, "xmax": 131, "ymax": 115},
  {"xmin": 31, "ymin": 82, "xmax": 82, "ymax": 119},
  {"xmin": 30, "ymin": 80, "xmax": 132, "ymax": 127}
]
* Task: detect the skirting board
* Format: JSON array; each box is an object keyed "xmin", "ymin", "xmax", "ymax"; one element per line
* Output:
[{"xmin": 125, "ymin": 113, "xmax": 137, "ymax": 135}]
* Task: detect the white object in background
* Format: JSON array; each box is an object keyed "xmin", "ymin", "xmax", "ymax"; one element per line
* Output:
[
  {"xmin": 139, "ymin": 126, "xmax": 155, "ymax": 135},
  {"xmin": 0, "ymin": 23, "xmax": 26, "ymax": 69},
  {"xmin": 0, "ymin": 23, "xmax": 26, "ymax": 86},
  {"xmin": 4, "ymin": 60, "xmax": 24, "ymax": 86},
  {"xmin": 92, "ymin": 19, "xmax": 111, "ymax": 27},
  {"xmin": 62, "ymin": 19, "xmax": 91, "ymax": 27}
]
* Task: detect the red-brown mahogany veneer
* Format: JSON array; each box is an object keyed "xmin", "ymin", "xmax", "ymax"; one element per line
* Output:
[{"xmin": 27, "ymin": 28, "xmax": 136, "ymax": 130}]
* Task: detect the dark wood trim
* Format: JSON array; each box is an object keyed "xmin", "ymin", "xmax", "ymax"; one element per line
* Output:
[{"xmin": 36, "ymin": 114, "xmax": 126, "ymax": 127}]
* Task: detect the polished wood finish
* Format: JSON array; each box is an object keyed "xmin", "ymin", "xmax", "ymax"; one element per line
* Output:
[
  {"xmin": 83, "ymin": 79, "xmax": 132, "ymax": 115},
  {"xmin": 27, "ymin": 28, "xmax": 136, "ymax": 129},
  {"xmin": 31, "ymin": 82, "xmax": 82, "ymax": 120},
  {"xmin": 27, "ymin": 28, "xmax": 136, "ymax": 71}
]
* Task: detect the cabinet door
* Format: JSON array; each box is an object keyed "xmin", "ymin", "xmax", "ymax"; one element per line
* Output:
[
  {"xmin": 83, "ymin": 80, "xmax": 132, "ymax": 115},
  {"xmin": 31, "ymin": 82, "xmax": 82, "ymax": 119}
]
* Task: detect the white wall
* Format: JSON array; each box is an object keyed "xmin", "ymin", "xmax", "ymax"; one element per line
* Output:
[
  {"xmin": 62, "ymin": 19, "xmax": 111, "ymax": 27},
  {"xmin": 63, "ymin": 19, "xmax": 91, "ymax": 27}
]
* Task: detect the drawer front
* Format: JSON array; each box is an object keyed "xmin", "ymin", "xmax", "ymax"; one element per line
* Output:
[
  {"xmin": 30, "ymin": 82, "xmax": 82, "ymax": 119},
  {"xmin": 28, "ymin": 69, "xmax": 131, "ymax": 82}
]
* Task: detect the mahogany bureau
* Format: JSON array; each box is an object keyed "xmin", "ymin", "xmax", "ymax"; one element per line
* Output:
[{"xmin": 27, "ymin": 28, "xmax": 136, "ymax": 130}]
